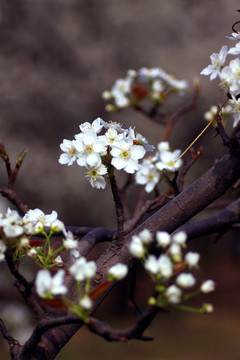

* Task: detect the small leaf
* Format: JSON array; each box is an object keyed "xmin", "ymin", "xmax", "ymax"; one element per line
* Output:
[{"xmin": 89, "ymin": 281, "xmax": 111, "ymax": 300}]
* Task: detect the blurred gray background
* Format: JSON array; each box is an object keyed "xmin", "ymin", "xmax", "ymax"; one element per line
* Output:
[{"xmin": 0, "ymin": 0, "xmax": 239, "ymax": 227}]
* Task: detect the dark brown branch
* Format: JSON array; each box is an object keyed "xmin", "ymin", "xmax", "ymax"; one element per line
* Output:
[
  {"xmin": 20, "ymin": 315, "xmax": 83, "ymax": 360},
  {"xmin": 178, "ymin": 146, "xmax": 202, "ymax": 192},
  {"xmin": 109, "ymin": 175, "xmax": 125, "ymax": 245},
  {"xmin": 86, "ymin": 306, "xmax": 158, "ymax": 342},
  {"xmin": 0, "ymin": 143, "xmax": 28, "ymax": 214},
  {"xmin": 118, "ymin": 174, "xmax": 135, "ymax": 220},
  {"xmin": 74, "ymin": 227, "xmax": 116, "ymax": 258},
  {"xmin": 216, "ymin": 111, "xmax": 239, "ymax": 151},
  {"xmin": 0, "ymin": 318, "xmax": 21, "ymax": 359},
  {"xmin": 162, "ymin": 169, "xmax": 180, "ymax": 196},
  {"xmin": 0, "ymin": 187, "xmax": 28, "ymax": 215},
  {"xmin": 176, "ymin": 197, "xmax": 240, "ymax": 240},
  {"xmin": 126, "ymin": 147, "xmax": 240, "ymax": 238}
]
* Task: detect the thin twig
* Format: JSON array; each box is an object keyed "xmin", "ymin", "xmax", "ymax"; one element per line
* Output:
[
  {"xmin": 109, "ymin": 175, "xmax": 125, "ymax": 245},
  {"xmin": 0, "ymin": 318, "xmax": 21, "ymax": 358},
  {"xmin": 86, "ymin": 306, "xmax": 159, "ymax": 342}
]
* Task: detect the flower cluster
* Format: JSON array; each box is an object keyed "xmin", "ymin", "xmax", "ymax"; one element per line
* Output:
[
  {"xmin": 102, "ymin": 67, "xmax": 188, "ymax": 111},
  {"xmin": 203, "ymin": 103, "xmax": 233, "ymax": 127},
  {"xmin": 129, "ymin": 229, "xmax": 215, "ymax": 312},
  {"xmin": 35, "ymin": 258, "xmax": 128, "ymax": 318},
  {"xmin": 135, "ymin": 141, "xmax": 183, "ymax": 193},
  {"xmin": 35, "ymin": 254, "xmax": 97, "ymax": 313},
  {"xmin": 59, "ymin": 117, "xmax": 154, "ymax": 189},
  {"xmin": 201, "ymin": 31, "xmax": 240, "ymax": 127},
  {"xmin": 0, "ymin": 207, "xmax": 78, "ymax": 266}
]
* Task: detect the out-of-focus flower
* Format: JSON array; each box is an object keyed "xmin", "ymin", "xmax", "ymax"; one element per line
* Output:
[
  {"xmin": 35, "ymin": 269, "xmax": 67, "ymax": 298},
  {"xmin": 108, "ymin": 263, "xmax": 128, "ymax": 280},
  {"xmin": 200, "ymin": 280, "xmax": 215, "ymax": 293},
  {"xmin": 176, "ymin": 273, "xmax": 196, "ymax": 289},
  {"xmin": 69, "ymin": 257, "xmax": 97, "ymax": 281}
]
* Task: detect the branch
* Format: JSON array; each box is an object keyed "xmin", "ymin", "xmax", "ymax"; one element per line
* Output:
[
  {"xmin": 109, "ymin": 175, "xmax": 125, "ymax": 245},
  {"xmin": 74, "ymin": 227, "xmax": 116, "ymax": 258},
  {"xmin": 0, "ymin": 318, "xmax": 21, "ymax": 358},
  {"xmin": 126, "ymin": 147, "xmax": 240, "ymax": 237},
  {"xmin": 86, "ymin": 306, "xmax": 159, "ymax": 342},
  {"xmin": 177, "ymin": 197, "xmax": 240, "ymax": 240},
  {"xmin": 0, "ymin": 142, "xmax": 28, "ymax": 214},
  {"xmin": 0, "ymin": 187, "xmax": 28, "ymax": 215},
  {"xmin": 20, "ymin": 315, "xmax": 83, "ymax": 360}
]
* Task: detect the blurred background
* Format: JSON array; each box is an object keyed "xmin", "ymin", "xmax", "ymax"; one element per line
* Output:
[{"xmin": 0, "ymin": 1, "xmax": 240, "ymax": 359}]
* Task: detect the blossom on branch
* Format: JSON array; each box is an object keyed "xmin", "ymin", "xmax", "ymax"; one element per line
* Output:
[
  {"xmin": 108, "ymin": 263, "xmax": 128, "ymax": 280},
  {"xmin": 35, "ymin": 269, "xmax": 67, "ymax": 299},
  {"xmin": 69, "ymin": 257, "xmax": 97, "ymax": 281},
  {"xmin": 102, "ymin": 67, "xmax": 188, "ymax": 111},
  {"xmin": 201, "ymin": 45, "xmax": 228, "ymax": 80}
]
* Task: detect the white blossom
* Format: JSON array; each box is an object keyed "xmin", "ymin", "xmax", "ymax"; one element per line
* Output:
[
  {"xmin": 28, "ymin": 248, "xmax": 38, "ymax": 258},
  {"xmin": 63, "ymin": 232, "xmax": 78, "ymax": 250},
  {"xmin": 23, "ymin": 209, "xmax": 61, "ymax": 234},
  {"xmin": 79, "ymin": 296, "xmax": 93, "ymax": 310},
  {"xmin": 200, "ymin": 280, "xmax": 215, "ymax": 293},
  {"xmin": 35, "ymin": 269, "xmax": 67, "ymax": 298},
  {"xmin": 1, "ymin": 209, "xmax": 24, "ymax": 238},
  {"xmin": 165, "ymin": 285, "xmax": 182, "ymax": 304},
  {"xmin": 79, "ymin": 117, "xmax": 103, "ymax": 134},
  {"xmin": 129, "ymin": 235, "xmax": 145, "ymax": 258},
  {"xmin": 156, "ymin": 231, "xmax": 171, "ymax": 247},
  {"xmin": 185, "ymin": 252, "xmax": 200, "ymax": 267},
  {"xmin": 157, "ymin": 254, "xmax": 173, "ymax": 278},
  {"xmin": 108, "ymin": 263, "xmax": 128, "ymax": 280},
  {"xmin": 169, "ymin": 243, "xmax": 182, "ymax": 262},
  {"xmin": 228, "ymin": 42, "xmax": 240, "ymax": 55},
  {"xmin": 75, "ymin": 130, "xmax": 106, "ymax": 167},
  {"xmin": 144, "ymin": 255, "xmax": 160, "ymax": 275},
  {"xmin": 69, "ymin": 257, "xmax": 97, "ymax": 281},
  {"xmin": 54, "ymin": 255, "xmax": 63, "ymax": 264},
  {"xmin": 227, "ymin": 32, "xmax": 240, "ymax": 41},
  {"xmin": 19, "ymin": 237, "xmax": 29, "ymax": 249},
  {"xmin": 156, "ymin": 149, "xmax": 182, "ymax": 172},
  {"xmin": 135, "ymin": 160, "xmax": 160, "ymax": 193},
  {"xmin": 201, "ymin": 45, "xmax": 228, "ymax": 80},
  {"xmin": 172, "ymin": 231, "xmax": 187, "ymax": 245},
  {"xmin": 138, "ymin": 229, "xmax": 153, "ymax": 244},
  {"xmin": 230, "ymin": 96, "xmax": 240, "ymax": 127},
  {"xmin": 176, "ymin": 273, "xmax": 196, "ymax": 289},
  {"xmin": 58, "ymin": 139, "xmax": 78, "ymax": 166},
  {"xmin": 111, "ymin": 137, "xmax": 146, "ymax": 174},
  {"xmin": 85, "ymin": 161, "xmax": 107, "ymax": 189},
  {"xmin": 203, "ymin": 303, "xmax": 214, "ymax": 313}
]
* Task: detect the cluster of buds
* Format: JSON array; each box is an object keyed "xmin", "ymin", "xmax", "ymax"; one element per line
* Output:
[
  {"xmin": 129, "ymin": 229, "xmax": 215, "ymax": 313},
  {"xmin": 135, "ymin": 141, "xmax": 183, "ymax": 193},
  {"xmin": 102, "ymin": 67, "xmax": 188, "ymax": 111},
  {"xmin": 201, "ymin": 30, "xmax": 240, "ymax": 127},
  {"xmin": 59, "ymin": 117, "xmax": 154, "ymax": 189}
]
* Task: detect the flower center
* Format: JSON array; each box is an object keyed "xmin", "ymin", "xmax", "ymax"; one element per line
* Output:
[
  {"xmin": 85, "ymin": 145, "xmax": 93, "ymax": 154},
  {"xmin": 121, "ymin": 150, "xmax": 130, "ymax": 159}
]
